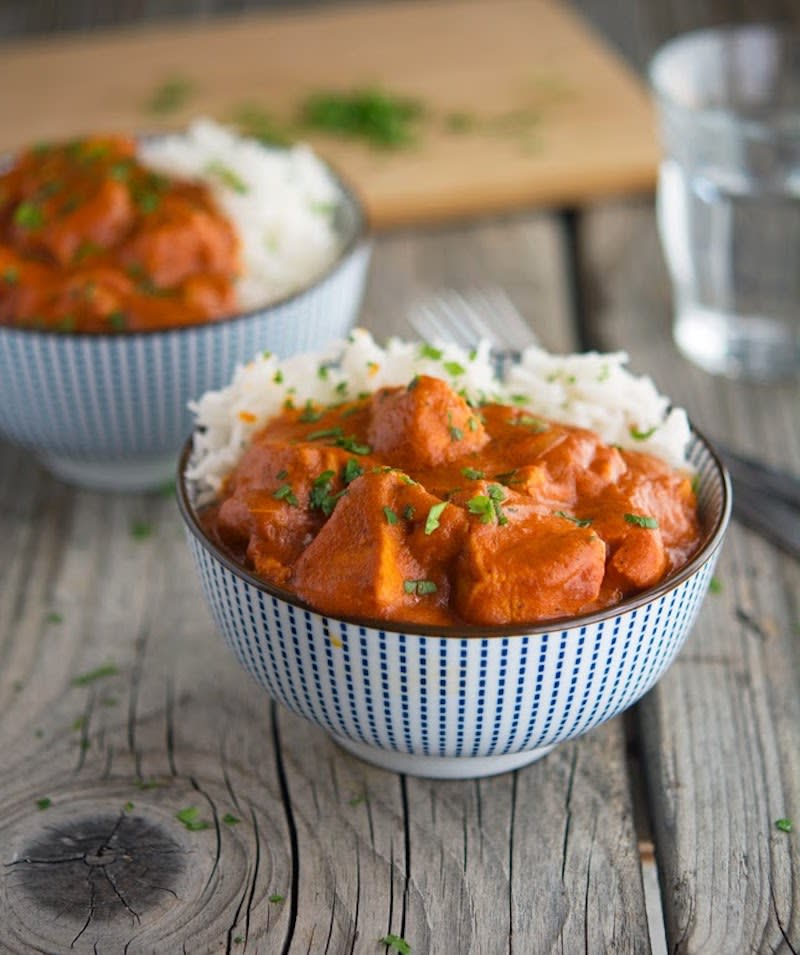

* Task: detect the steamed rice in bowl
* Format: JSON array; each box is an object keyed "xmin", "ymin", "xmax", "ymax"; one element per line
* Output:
[
  {"xmin": 185, "ymin": 330, "xmax": 702, "ymax": 625},
  {"xmin": 138, "ymin": 119, "xmax": 347, "ymax": 312},
  {"xmin": 178, "ymin": 331, "xmax": 730, "ymax": 776},
  {"xmin": 0, "ymin": 120, "xmax": 369, "ymax": 489},
  {"xmin": 187, "ymin": 329, "xmax": 693, "ymax": 500}
]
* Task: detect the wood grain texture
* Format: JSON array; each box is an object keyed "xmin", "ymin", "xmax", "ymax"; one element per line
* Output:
[
  {"xmin": 0, "ymin": 216, "xmax": 655, "ymax": 952},
  {"xmin": 0, "ymin": 0, "xmax": 660, "ymax": 229},
  {"xmin": 581, "ymin": 201, "xmax": 800, "ymax": 954}
]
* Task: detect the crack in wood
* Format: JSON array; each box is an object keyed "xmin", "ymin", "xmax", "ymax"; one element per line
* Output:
[{"xmin": 270, "ymin": 702, "xmax": 299, "ymax": 955}]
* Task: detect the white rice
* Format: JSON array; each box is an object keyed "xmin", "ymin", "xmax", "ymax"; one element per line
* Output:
[
  {"xmin": 187, "ymin": 329, "xmax": 692, "ymax": 501},
  {"xmin": 137, "ymin": 118, "xmax": 344, "ymax": 310}
]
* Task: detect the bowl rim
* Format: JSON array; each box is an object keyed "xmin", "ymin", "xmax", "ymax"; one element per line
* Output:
[
  {"xmin": 176, "ymin": 423, "xmax": 733, "ymax": 638},
  {"xmin": 0, "ymin": 142, "xmax": 368, "ymax": 340}
]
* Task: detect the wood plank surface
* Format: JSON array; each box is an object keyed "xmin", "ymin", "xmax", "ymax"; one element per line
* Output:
[
  {"xmin": 581, "ymin": 202, "xmax": 800, "ymax": 954},
  {"xmin": 0, "ymin": 0, "xmax": 659, "ymax": 229},
  {"xmin": 0, "ymin": 215, "xmax": 656, "ymax": 952}
]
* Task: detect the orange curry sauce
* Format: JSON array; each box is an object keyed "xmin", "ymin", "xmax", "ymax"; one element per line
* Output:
[
  {"xmin": 203, "ymin": 374, "xmax": 702, "ymax": 627},
  {"xmin": 0, "ymin": 136, "xmax": 239, "ymax": 332}
]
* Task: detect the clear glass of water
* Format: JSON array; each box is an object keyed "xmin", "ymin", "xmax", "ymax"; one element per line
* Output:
[{"xmin": 650, "ymin": 25, "xmax": 800, "ymax": 381}]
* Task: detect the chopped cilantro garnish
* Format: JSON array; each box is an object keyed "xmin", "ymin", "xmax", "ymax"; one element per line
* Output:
[
  {"xmin": 335, "ymin": 381, "xmax": 348, "ymax": 395},
  {"xmin": 379, "ymin": 934, "xmax": 412, "ymax": 955},
  {"xmin": 176, "ymin": 806, "xmax": 211, "ymax": 831},
  {"xmin": 269, "ymin": 893, "xmax": 285, "ymax": 903},
  {"xmin": 554, "ymin": 511, "xmax": 592, "ymax": 527},
  {"xmin": 310, "ymin": 471, "xmax": 343, "ymax": 515},
  {"xmin": 45, "ymin": 611, "xmax": 63, "ymax": 624},
  {"xmin": 307, "ymin": 426, "xmax": 344, "ymax": 441},
  {"xmin": 516, "ymin": 414, "xmax": 548, "ymax": 432},
  {"xmin": 461, "ymin": 467, "xmax": 485, "ymax": 480},
  {"xmin": 302, "ymin": 86, "xmax": 423, "ymax": 149},
  {"xmin": 403, "ymin": 504, "xmax": 415, "ymax": 520},
  {"xmin": 276, "ymin": 469, "xmax": 289, "ymax": 480},
  {"xmin": 467, "ymin": 495, "xmax": 493, "ymax": 523},
  {"xmin": 708, "ymin": 576, "xmax": 723, "ymax": 594},
  {"xmin": 124, "ymin": 801, "xmax": 135, "ymax": 813},
  {"xmin": 274, "ymin": 484, "xmax": 299, "ymax": 506},
  {"xmin": 494, "ymin": 469, "xmax": 521, "ymax": 485},
  {"xmin": 273, "ymin": 369, "xmax": 284, "ymax": 384},
  {"xmin": 419, "ymin": 343, "xmax": 443, "ymax": 361},
  {"xmin": 449, "ymin": 426, "xmax": 463, "ymax": 441},
  {"xmin": 107, "ymin": 311, "xmax": 127, "ymax": 331},
  {"xmin": 223, "ymin": 812, "xmax": 241, "ymax": 825},
  {"xmin": 14, "ymin": 201, "xmax": 44, "ymax": 229},
  {"xmin": 775, "ymin": 818, "xmax": 793, "ymax": 833},
  {"xmin": 467, "ymin": 416, "xmax": 479, "ymax": 431},
  {"xmin": 36, "ymin": 797, "xmax": 51, "ymax": 811},
  {"xmin": 335, "ymin": 434, "xmax": 371, "ymax": 455},
  {"xmin": 109, "ymin": 160, "xmax": 133, "ymax": 182},
  {"xmin": 299, "ymin": 400, "xmax": 324, "ymax": 423},
  {"xmin": 146, "ymin": 75, "xmax": 195, "ymax": 115},
  {"xmin": 443, "ymin": 361, "xmax": 466, "ymax": 376},
  {"xmin": 71, "ymin": 664, "xmax": 119, "ymax": 687},
  {"xmin": 342, "ymin": 458, "xmax": 364, "ymax": 484},
  {"xmin": 383, "ymin": 506, "xmax": 399, "ymax": 525},
  {"xmin": 624, "ymin": 513, "xmax": 659, "ymax": 529},
  {"xmin": 73, "ymin": 240, "xmax": 102, "ymax": 263},
  {"xmin": 630, "ymin": 424, "xmax": 657, "ymax": 441},
  {"xmin": 135, "ymin": 192, "xmax": 160, "ymax": 214},
  {"xmin": 404, "ymin": 579, "xmax": 437, "ymax": 596},
  {"xmin": 205, "ymin": 160, "xmax": 248, "ymax": 194},
  {"xmin": 130, "ymin": 520, "xmax": 153, "ymax": 539},
  {"xmin": 424, "ymin": 501, "xmax": 449, "ymax": 535},
  {"xmin": 468, "ymin": 486, "xmax": 508, "ymax": 525}
]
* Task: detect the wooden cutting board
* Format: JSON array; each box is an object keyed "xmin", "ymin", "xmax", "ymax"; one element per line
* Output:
[{"xmin": 0, "ymin": 0, "xmax": 660, "ymax": 229}]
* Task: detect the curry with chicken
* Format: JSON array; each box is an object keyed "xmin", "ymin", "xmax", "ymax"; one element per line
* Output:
[
  {"xmin": 0, "ymin": 136, "xmax": 239, "ymax": 332},
  {"xmin": 202, "ymin": 374, "xmax": 702, "ymax": 627}
]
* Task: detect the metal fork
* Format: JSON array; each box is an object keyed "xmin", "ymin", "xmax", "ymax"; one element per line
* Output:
[{"xmin": 408, "ymin": 287, "xmax": 800, "ymax": 560}]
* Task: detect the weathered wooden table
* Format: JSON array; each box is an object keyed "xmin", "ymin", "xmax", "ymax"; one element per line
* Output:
[
  {"xmin": 1, "ymin": 198, "xmax": 799, "ymax": 954},
  {"xmin": 1, "ymin": 1, "xmax": 800, "ymax": 951}
]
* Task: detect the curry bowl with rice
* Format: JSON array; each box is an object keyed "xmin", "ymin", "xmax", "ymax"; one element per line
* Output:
[
  {"xmin": 0, "ymin": 119, "xmax": 369, "ymax": 490},
  {"xmin": 178, "ymin": 331, "xmax": 731, "ymax": 779}
]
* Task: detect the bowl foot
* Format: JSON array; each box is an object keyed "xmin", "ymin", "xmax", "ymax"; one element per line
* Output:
[
  {"xmin": 331, "ymin": 735, "xmax": 556, "ymax": 779},
  {"xmin": 39, "ymin": 451, "xmax": 177, "ymax": 492}
]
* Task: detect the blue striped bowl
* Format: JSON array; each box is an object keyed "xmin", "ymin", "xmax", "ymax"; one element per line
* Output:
[
  {"xmin": 0, "ymin": 178, "xmax": 369, "ymax": 491},
  {"xmin": 178, "ymin": 429, "xmax": 731, "ymax": 779}
]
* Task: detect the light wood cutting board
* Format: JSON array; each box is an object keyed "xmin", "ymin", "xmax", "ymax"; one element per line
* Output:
[{"xmin": 0, "ymin": 0, "xmax": 660, "ymax": 229}]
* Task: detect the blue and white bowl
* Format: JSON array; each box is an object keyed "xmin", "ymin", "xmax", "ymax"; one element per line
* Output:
[
  {"xmin": 178, "ymin": 429, "xmax": 731, "ymax": 779},
  {"xmin": 0, "ymin": 175, "xmax": 369, "ymax": 492}
]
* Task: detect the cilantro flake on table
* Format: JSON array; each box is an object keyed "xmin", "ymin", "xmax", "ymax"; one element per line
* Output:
[
  {"xmin": 379, "ymin": 934, "xmax": 411, "ymax": 955},
  {"xmin": 775, "ymin": 818, "xmax": 793, "ymax": 833},
  {"xmin": 71, "ymin": 664, "xmax": 119, "ymax": 687},
  {"xmin": 176, "ymin": 806, "xmax": 211, "ymax": 831},
  {"xmin": 36, "ymin": 797, "xmax": 51, "ymax": 810}
]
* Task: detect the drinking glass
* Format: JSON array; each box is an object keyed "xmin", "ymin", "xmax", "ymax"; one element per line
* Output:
[{"xmin": 650, "ymin": 25, "xmax": 800, "ymax": 380}]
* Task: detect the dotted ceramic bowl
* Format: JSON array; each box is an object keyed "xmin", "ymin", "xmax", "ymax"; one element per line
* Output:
[
  {"xmin": 178, "ymin": 429, "xmax": 731, "ymax": 779},
  {"xmin": 0, "ymin": 175, "xmax": 369, "ymax": 492}
]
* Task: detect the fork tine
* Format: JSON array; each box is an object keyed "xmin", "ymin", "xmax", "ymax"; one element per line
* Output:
[
  {"xmin": 407, "ymin": 285, "xmax": 538, "ymax": 353},
  {"xmin": 473, "ymin": 287, "xmax": 537, "ymax": 351}
]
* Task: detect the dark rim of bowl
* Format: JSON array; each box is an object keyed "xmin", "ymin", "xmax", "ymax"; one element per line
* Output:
[
  {"xmin": 177, "ymin": 424, "xmax": 733, "ymax": 639},
  {"xmin": 0, "ymin": 142, "xmax": 367, "ymax": 339}
]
